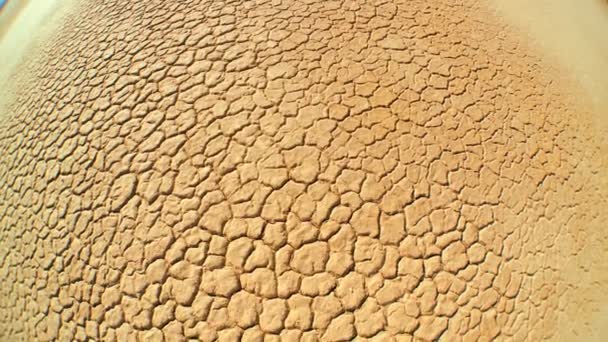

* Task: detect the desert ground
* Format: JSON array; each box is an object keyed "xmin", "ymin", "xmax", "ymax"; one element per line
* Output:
[{"xmin": 0, "ymin": 0, "xmax": 607, "ymax": 341}]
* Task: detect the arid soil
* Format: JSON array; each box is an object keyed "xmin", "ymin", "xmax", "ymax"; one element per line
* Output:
[
  {"xmin": 488, "ymin": 0, "xmax": 608, "ymax": 138},
  {"xmin": 0, "ymin": 0, "xmax": 607, "ymax": 341},
  {"xmin": 0, "ymin": 0, "xmax": 73, "ymax": 114}
]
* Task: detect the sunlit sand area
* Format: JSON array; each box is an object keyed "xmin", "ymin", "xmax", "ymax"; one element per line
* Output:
[
  {"xmin": 0, "ymin": 0, "xmax": 607, "ymax": 340},
  {"xmin": 488, "ymin": 0, "xmax": 608, "ymax": 137},
  {"xmin": 0, "ymin": 0, "xmax": 74, "ymax": 115}
]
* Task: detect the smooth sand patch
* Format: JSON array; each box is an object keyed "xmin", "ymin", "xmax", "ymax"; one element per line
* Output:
[
  {"xmin": 0, "ymin": 0, "xmax": 29, "ymax": 38},
  {"xmin": 486, "ymin": 0, "xmax": 608, "ymax": 136},
  {"xmin": 0, "ymin": 0, "xmax": 76, "ymax": 119}
]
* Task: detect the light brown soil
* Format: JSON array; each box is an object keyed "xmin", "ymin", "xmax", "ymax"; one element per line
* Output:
[
  {"xmin": 0, "ymin": 0, "xmax": 607, "ymax": 341},
  {"xmin": 487, "ymin": 0, "xmax": 608, "ymax": 138},
  {"xmin": 0, "ymin": 0, "xmax": 29, "ymax": 38},
  {"xmin": 0, "ymin": 0, "xmax": 77, "ymax": 116}
]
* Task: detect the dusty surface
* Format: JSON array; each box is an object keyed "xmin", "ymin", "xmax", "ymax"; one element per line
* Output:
[
  {"xmin": 0, "ymin": 0, "xmax": 73, "ymax": 116},
  {"xmin": 0, "ymin": 0, "xmax": 28, "ymax": 38},
  {"xmin": 487, "ymin": 0, "xmax": 608, "ymax": 137},
  {"xmin": 0, "ymin": 0, "xmax": 607, "ymax": 341}
]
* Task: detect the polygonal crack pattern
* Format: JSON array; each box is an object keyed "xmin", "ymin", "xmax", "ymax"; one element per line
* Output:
[{"xmin": 0, "ymin": 0, "xmax": 607, "ymax": 341}]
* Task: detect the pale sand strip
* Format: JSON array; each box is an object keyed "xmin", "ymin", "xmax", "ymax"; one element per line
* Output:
[
  {"xmin": 0, "ymin": 0, "xmax": 30, "ymax": 39},
  {"xmin": 484, "ymin": 2, "xmax": 608, "ymax": 340},
  {"xmin": 0, "ymin": 0, "xmax": 78, "ymax": 119},
  {"xmin": 486, "ymin": 0, "xmax": 608, "ymax": 136}
]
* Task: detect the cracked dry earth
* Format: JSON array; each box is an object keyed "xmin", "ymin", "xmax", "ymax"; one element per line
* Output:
[{"xmin": 1, "ymin": 0, "xmax": 608, "ymax": 341}]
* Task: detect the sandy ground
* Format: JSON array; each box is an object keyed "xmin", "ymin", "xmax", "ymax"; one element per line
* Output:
[
  {"xmin": 0, "ymin": 0, "xmax": 74, "ymax": 117},
  {"xmin": 0, "ymin": 0, "xmax": 29, "ymax": 38},
  {"xmin": 486, "ymin": 0, "xmax": 608, "ymax": 136},
  {"xmin": 482, "ymin": 6, "xmax": 608, "ymax": 337},
  {"xmin": 3, "ymin": 1, "xmax": 605, "ymax": 124},
  {"xmin": 0, "ymin": 0, "xmax": 606, "ymax": 341}
]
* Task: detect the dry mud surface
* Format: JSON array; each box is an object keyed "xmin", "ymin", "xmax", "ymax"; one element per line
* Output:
[{"xmin": 0, "ymin": 0, "xmax": 607, "ymax": 341}]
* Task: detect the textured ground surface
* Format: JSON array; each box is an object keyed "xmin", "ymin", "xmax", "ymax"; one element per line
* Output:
[
  {"xmin": 489, "ymin": 0, "xmax": 608, "ymax": 135},
  {"xmin": 0, "ymin": 0, "xmax": 607, "ymax": 341}
]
